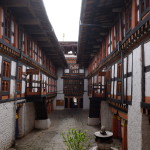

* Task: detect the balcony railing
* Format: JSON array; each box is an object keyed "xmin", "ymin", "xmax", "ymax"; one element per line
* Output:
[{"xmin": 26, "ymin": 80, "xmax": 56, "ymax": 97}]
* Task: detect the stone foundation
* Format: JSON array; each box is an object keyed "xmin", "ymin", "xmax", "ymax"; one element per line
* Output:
[
  {"xmin": 88, "ymin": 117, "xmax": 100, "ymax": 125},
  {"xmin": 35, "ymin": 119, "xmax": 51, "ymax": 130}
]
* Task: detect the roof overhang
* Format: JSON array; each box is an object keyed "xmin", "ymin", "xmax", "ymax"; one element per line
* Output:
[
  {"xmin": 0, "ymin": 0, "xmax": 67, "ymax": 67},
  {"xmin": 77, "ymin": 0, "xmax": 124, "ymax": 67}
]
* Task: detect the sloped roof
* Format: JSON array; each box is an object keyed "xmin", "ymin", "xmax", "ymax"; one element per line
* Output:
[
  {"xmin": 77, "ymin": 0, "xmax": 124, "ymax": 67},
  {"xmin": 0, "ymin": 0, "xmax": 67, "ymax": 67}
]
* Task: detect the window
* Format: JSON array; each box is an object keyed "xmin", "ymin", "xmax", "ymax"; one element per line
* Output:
[
  {"xmin": 3, "ymin": 61, "xmax": 10, "ymax": 78},
  {"xmin": 115, "ymin": 22, "xmax": 120, "ymax": 46},
  {"xmin": 17, "ymin": 82, "xmax": 22, "ymax": 92},
  {"xmin": 125, "ymin": 4, "xmax": 132, "ymax": 32},
  {"xmin": 2, "ymin": 61, "xmax": 11, "ymax": 98},
  {"xmin": 2, "ymin": 80, "xmax": 9, "ymax": 92},
  {"xmin": 117, "ymin": 63, "xmax": 122, "ymax": 98},
  {"xmin": 108, "ymin": 31, "xmax": 112, "ymax": 54},
  {"xmin": 18, "ymin": 66, "xmax": 22, "ymax": 80},
  {"xmin": 18, "ymin": 26, "xmax": 24, "ymax": 51},
  {"xmin": 117, "ymin": 63, "xmax": 122, "ymax": 78},
  {"xmin": 79, "ymin": 69, "xmax": 84, "ymax": 73},
  {"xmin": 140, "ymin": 0, "xmax": 150, "ymax": 17},
  {"xmin": 4, "ymin": 9, "xmax": 11, "ymax": 39}
]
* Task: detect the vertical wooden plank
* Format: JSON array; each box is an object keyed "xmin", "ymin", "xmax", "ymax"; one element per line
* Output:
[
  {"xmin": 141, "ymin": 43, "xmax": 145, "ymax": 102},
  {"xmin": 14, "ymin": 22, "xmax": 18, "ymax": 48},
  {"xmin": 106, "ymin": 36, "xmax": 108, "ymax": 57},
  {"xmin": 112, "ymin": 114, "xmax": 118, "ymax": 138},
  {"xmin": 0, "ymin": 7, "xmax": 3, "ymax": 38},
  {"xmin": 132, "ymin": 0, "xmax": 138, "ymax": 29},
  {"xmin": 121, "ymin": 120, "xmax": 127, "ymax": 150},
  {"xmin": 24, "ymin": 33, "xmax": 27, "ymax": 55},
  {"xmin": 112, "ymin": 26, "xmax": 114, "ymax": 51}
]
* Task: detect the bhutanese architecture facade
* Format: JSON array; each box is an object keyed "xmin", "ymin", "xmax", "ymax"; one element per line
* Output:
[
  {"xmin": 78, "ymin": 0, "xmax": 150, "ymax": 150},
  {"xmin": 0, "ymin": 0, "xmax": 67, "ymax": 149},
  {"xmin": 60, "ymin": 42, "xmax": 89, "ymax": 109}
]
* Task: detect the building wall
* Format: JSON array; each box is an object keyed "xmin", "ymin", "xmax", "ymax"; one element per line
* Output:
[
  {"xmin": 83, "ymin": 69, "xmax": 90, "ymax": 109},
  {"xmin": 142, "ymin": 115, "xmax": 150, "ymax": 150},
  {"xmin": 24, "ymin": 102, "xmax": 35, "ymax": 135},
  {"xmin": 100, "ymin": 101, "xmax": 112, "ymax": 131},
  {"xmin": 18, "ymin": 102, "xmax": 35, "ymax": 137},
  {"xmin": 53, "ymin": 68, "xmax": 64, "ymax": 110},
  {"xmin": 128, "ymin": 45, "xmax": 143, "ymax": 150},
  {"xmin": 0, "ymin": 102, "xmax": 15, "ymax": 150}
]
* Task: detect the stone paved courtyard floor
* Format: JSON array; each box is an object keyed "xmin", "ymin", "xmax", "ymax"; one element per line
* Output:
[{"xmin": 9, "ymin": 109, "xmax": 122, "ymax": 150}]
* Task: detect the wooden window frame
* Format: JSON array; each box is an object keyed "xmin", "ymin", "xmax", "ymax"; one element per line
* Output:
[
  {"xmin": 18, "ymin": 26, "xmax": 24, "ymax": 51},
  {"xmin": 140, "ymin": 0, "xmax": 150, "ymax": 18},
  {"xmin": 3, "ymin": 9, "xmax": 11, "ymax": 40},
  {"xmin": 1, "ymin": 60, "xmax": 11, "ymax": 100},
  {"xmin": 125, "ymin": 1, "xmax": 132, "ymax": 34}
]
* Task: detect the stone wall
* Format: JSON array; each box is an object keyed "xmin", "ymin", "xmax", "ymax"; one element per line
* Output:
[{"xmin": 0, "ymin": 102, "xmax": 15, "ymax": 150}]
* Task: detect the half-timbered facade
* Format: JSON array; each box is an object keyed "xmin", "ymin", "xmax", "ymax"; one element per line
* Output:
[
  {"xmin": 61, "ymin": 42, "xmax": 85, "ymax": 108},
  {"xmin": 0, "ymin": 0, "xmax": 67, "ymax": 149},
  {"xmin": 78, "ymin": 0, "xmax": 150, "ymax": 150}
]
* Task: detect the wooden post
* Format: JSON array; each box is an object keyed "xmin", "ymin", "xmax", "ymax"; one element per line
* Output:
[
  {"xmin": 117, "ymin": 116, "xmax": 121, "ymax": 138},
  {"xmin": 112, "ymin": 114, "xmax": 118, "ymax": 138},
  {"xmin": 121, "ymin": 120, "xmax": 127, "ymax": 150},
  {"xmin": 78, "ymin": 98, "xmax": 80, "ymax": 108},
  {"xmin": 68, "ymin": 98, "xmax": 70, "ymax": 108},
  {"xmin": 14, "ymin": 22, "xmax": 18, "ymax": 48},
  {"xmin": 132, "ymin": 0, "xmax": 137, "ymax": 29},
  {"xmin": 0, "ymin": 7, "xmax": 3, "ymax": 38}
]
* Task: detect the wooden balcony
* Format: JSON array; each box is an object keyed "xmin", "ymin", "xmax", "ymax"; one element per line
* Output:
[
  {"xmin": 90, "ymin": 83, "xmax": 106, "ymax": 99},
  {"xmin": 26, "ymin": 81, "xmax": 56, "ymax": 100}
]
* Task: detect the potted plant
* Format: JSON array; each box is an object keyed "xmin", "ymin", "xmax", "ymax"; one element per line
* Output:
[{"xmin": 62, "ymin": 128, "xmax": 91, "ymax": 150}]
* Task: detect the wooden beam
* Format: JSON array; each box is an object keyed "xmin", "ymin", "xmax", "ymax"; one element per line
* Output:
[
  {"xmin": 2, "ymin": 0, "xmax": 30, "ymax": 7},
  {"xmin": 112, "ymin": 8, "xmax": 122, "ymax": 12},
  {"xmin": 38, "ymin": 43, "xmax": 51, "ymax": 47},
  {"xmin": 33, "ymin": 37, "xmax": 48, "ymax": 41},
  {"xmin": 17, "ymin": 18, "xmax": 40, "ymax": 25}
]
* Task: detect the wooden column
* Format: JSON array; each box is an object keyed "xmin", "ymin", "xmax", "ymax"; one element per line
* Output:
[
  {"xmin": 0, "ymin": 7, "xmax": 3, "ymax": 38},
  {"xmin": 111, "ymin": 27, "xmax": 114, "ymax": 51},
  {"xmin": 68, "ymin": 98, "xmax": 70, "ymax": 108},
  {"xmin": 132, "ymin": 0, "xmax": 137, "ymax": 29},
  {"xmin": 14, "ymin": 22, "xmax": 18, "ymax": 48},
  {"xmin": 24, "ymin": 33, "xmax": 27, "ymax": 55},
  {"xmin": 117, "ymin": 116, "xmax": 121, "ymax": 138},
  {"xmin": 112, "ymin": 114, "xmax": 118, "ymax": 138},
  {"xmin": 78, "ymin": 98, "xmax": 80, "ymax": 108},
  {"xmin": 121, "ymin": 120, "xmax": 127, "ymax": 150}
]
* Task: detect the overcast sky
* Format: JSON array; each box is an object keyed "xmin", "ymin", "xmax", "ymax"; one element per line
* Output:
[{"xmin": 43, "ymin": 0, "xmax": 82, "ymax": 42}]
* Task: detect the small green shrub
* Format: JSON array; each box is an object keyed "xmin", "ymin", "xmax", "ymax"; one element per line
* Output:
[{"xmin": 62, "ymin": 128, "xmax": 91, "ymax": 150}]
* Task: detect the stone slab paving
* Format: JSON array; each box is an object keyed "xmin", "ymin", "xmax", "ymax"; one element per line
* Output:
[{"xmin": 8, "ymin": 109, "xmax": 122, "ymax": 150}]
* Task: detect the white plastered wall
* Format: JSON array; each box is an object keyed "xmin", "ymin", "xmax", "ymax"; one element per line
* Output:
[
  {"xmin": 18, "ymin": 102, "xmax": 35, "ymax": 137},
  {"xmin": 53, "ymin": 68, "xmax": 64, "ymax": 110},
  {"xmin": 114, "ymin": 64, "xmax": 117, "ymax": 96},
  {"xmin": 142, "ymin": 41, "xmax": 150, "ymax": 150},
  {"xmin": 111, "ymin": 65, "xmax": 114, "ymax": 95},
  {"xmin": 10, "ymin": 61, "xmax": 16, "ymax": 99},
  {"xmin": 127, "ymin": 53, "xmax": 132, "ymax": 97},
  {"xmin": 100, "ymin": 101, "xmax": 112, "ymax": 131},
  {"xmin": 144, "ymin": 41, "xmax": 150, "ymax": 97},
  {"xmin": 83, "ymin": 69, "xmax": 90, "ymax": 109},
  {"xmin": 128, "ymin": 45, "xmax": 143, "ymax": 150}
]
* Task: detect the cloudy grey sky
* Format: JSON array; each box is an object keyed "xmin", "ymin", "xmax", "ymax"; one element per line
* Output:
[{"xmin": 43, "ymin": 0, "xmax": 82, "ymax": 41}]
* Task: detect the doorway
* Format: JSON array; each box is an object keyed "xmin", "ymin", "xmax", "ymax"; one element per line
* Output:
[{"xmin": 65, "ymin": 97, "xmax": 83, "ymax": 108}]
